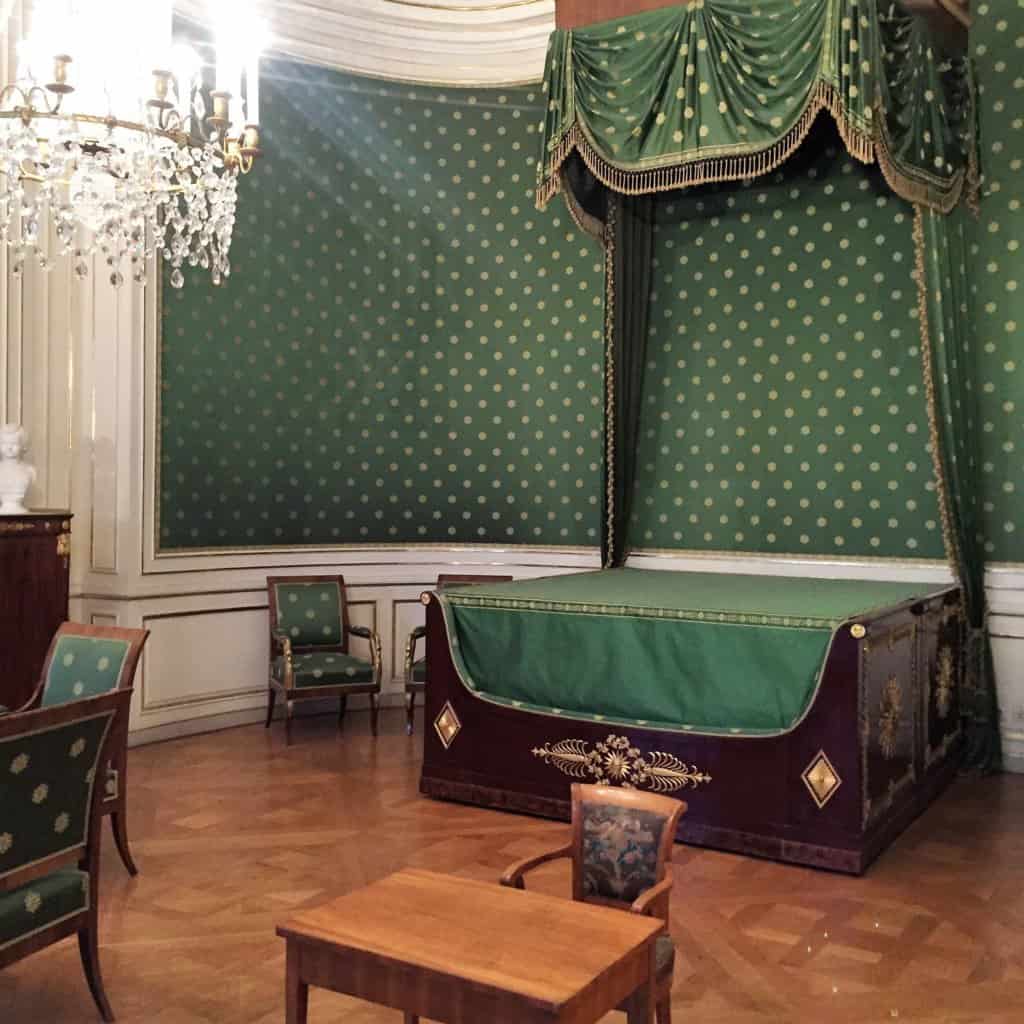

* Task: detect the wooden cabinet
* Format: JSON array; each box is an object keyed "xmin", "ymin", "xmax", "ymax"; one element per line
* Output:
[{"xmin": 0, "ymin": 512, "xmax": 71, "ymax": 710}]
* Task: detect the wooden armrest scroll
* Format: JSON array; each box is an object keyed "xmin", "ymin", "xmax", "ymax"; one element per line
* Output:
[
  {"xmin": 500, "ymin": 842, "xmax": 573, "ymax": 889},
  {"xmin": 630, "ymin": 875, "xmax": 673, "ymax": 920}
]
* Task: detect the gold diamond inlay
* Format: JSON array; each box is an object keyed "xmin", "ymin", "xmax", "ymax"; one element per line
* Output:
[
  {"xmin": 434, "ymin": 701, "xmax": 461, "ymax": 750},
  {"xmin": 802, "ymin": 750, "xmax": 842, "ymax": 810}
]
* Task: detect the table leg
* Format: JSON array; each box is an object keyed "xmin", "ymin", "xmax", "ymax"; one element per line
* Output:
[
  {"xmin": 286, "ymin": 943, "xmax": 309, "ymax": 1024},
  {"xmin": 625, "ymin": 943, "xmax": 656, "ymax": 1024}
]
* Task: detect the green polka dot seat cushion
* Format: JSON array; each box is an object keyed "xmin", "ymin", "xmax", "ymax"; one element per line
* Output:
[
  {"xmin": 40, "ymin": 636, "xmax": 133, "ymax": 705},
  {"xmin": 272, "ymin": 652, "xmax": 374, "ymax": 688},
  {"xmin": 0, "ymin": 869, "xmax": 89, "ymax": 952},
  {"xmin": 272, "ymin": 583, "xmax": 344, "ymax": 646}
]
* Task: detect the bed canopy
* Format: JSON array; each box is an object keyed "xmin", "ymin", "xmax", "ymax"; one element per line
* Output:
[{"xmin": 533, "ymin": 0, "xmax": 997, "ymax": 772}]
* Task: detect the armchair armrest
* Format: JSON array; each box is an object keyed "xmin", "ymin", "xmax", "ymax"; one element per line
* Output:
[
  {"xmin": 404, "ymin": 625, "xmax": 427, "ymax": 679},
  {"xmin": 348, "ymin": 624, "xmax": 383, "ymax": 685},
  {"xmin": 630, "ymin": 874, "xmax": 673, "ymax": 921},
  {"xmin": 271, "ymin": 630, "xmax": 294, "ymax": 689},
  {"xmin": 500, "ymin": 842, "xmax": 573, "ymax": 889}
]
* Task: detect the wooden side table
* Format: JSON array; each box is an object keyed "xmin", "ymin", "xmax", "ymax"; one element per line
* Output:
[{"xmin": 277, "ymin": 868, "xmax": 662, "ymax": 1024}]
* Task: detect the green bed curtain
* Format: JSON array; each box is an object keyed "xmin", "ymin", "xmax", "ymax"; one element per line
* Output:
[
  {"xmin": 915, "ymin": 205, "xmax": 1001, "ymax": 773},
  {"xmin": 603, "ymin": 193, "xmax": 654, "ymax": 567},
  {"xmin": 538, "ymin": 0, "xmax": 971, "ymax": 213}
]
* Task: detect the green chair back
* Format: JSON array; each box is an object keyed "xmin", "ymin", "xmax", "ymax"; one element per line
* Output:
[
  {"xmin": 0, "ymin": 697, "xmax": 119, "ymax": 883},
  {"xmin": 40, "ymin": 634, "xmax": 133, "ymax": 706},
  {"xmin": 271, "ymin": 581, "xmax": 344, "ymax": 646}
]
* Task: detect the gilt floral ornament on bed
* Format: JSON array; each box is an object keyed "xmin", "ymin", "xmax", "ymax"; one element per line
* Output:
[{"xmin": 532, "ymin": 734, "xmax": 711, "ymax": 793}]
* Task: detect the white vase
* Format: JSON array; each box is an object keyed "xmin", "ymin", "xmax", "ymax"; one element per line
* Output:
[{"xmin": 0, "ymin": 424, "xmax": 36, "ymax": 514}]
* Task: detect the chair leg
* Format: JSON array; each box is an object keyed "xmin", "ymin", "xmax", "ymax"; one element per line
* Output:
[
  {"xmin": 265, "ymin": 687, "xmax": 276, "ymax": 728},
  {"xmin": 110, "ymin": 810, "xmax": 138, "ymax": 877},
  {"xmin": 337, "ymin": 694, "xmax": 347, "ymax": 727},
  {"xmin": 404, "ymin": 1015, "xmax": 419, "ymax": 1024},
  {"xmin": 405, "ymin": 691, "xmax": 415, "ymax": 735},
  {"xmin": 285, "ymin": 700, "xmax": 294, "ymax": 746},
  {"xmin": 78, "ymin": 921, "xmax": 115, "ymax": 1023},
  {"xmin": 369, "ymin": 693, "xmax": 379, "ymax": 737},
  {"xmin": 656, "ymin": 998, "xmax": 672, "ymax": 1024}
]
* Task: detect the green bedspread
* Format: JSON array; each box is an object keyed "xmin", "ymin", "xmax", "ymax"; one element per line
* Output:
[{"xmin": 439, "ymin": 569, "xmax": 940, "ymax": 735}]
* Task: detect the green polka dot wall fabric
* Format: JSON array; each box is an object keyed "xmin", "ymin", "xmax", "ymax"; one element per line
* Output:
[
  {"xmin": 973, "ymin": 4, "xmax": 1024, "ymax": 564},
  {"xmin": 159, "ymin": 61, "xmax": 604, "ymax": 550},
  {"xmin": 629, "ymin": 132, "xmax": 946, "ymax": 560}
]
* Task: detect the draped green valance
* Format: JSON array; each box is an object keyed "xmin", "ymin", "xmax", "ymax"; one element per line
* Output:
[{"xmin": 537, "ymin": 0, "xmax": 974, "ymax": 213}]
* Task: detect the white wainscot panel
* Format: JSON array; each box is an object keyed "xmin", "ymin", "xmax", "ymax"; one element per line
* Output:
[
  {"xmin": 139, "ymin": 605, "xmax": 268, "ymax": 727},
  {"xmin": 991, "ymin": 614, "xmax": 1024, "ymax": 774}
]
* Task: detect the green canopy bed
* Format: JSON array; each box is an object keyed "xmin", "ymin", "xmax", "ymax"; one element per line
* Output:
[{"xmin": 420, "ymin": 0, "xmax": 996, "ymax": 872}]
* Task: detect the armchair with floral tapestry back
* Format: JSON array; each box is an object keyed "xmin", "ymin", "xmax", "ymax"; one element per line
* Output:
[
  {"xmin": 267, "ymin": 575, "xmax": 382, "ymax": 744},
  {"xmin": 403, "ymin": 573, "xmax": 512, "ymax": 735},
  {"xmin": 499, "ymin": 783, "xmax": 686, "ymax": 1024}
]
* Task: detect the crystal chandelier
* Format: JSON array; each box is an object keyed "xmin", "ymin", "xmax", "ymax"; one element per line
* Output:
[{"xmin": 0, "ymin": 1, "xmax": 266, "ymax": 288}]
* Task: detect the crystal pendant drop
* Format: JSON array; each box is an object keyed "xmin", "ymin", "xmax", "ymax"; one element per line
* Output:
[{"xmin": 170, "ymin": 268, "xmax": 185, "ymax": 289}]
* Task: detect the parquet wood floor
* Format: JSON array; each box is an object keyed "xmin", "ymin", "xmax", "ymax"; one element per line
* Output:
[{"xmin": 2, "ymin": 711, "xmax": 1023, "ymax": 1024}]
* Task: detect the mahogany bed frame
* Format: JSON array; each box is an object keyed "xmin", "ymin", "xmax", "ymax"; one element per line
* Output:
[{"xmin": 419, "ymin": 583, "xmax": 964, "ymax": 874}]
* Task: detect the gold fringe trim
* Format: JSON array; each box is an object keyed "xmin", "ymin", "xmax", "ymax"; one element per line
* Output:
[
  {"xmin": 602, "ymin": 198, "xmax": 618, "ymax": 568},
  {"xmin": 966, "ymin": 144, "xmax": 980, "ymax": 219},
  {"xmin": 537, "ymin": 80, "xmax": 876, "ymax": 210},
  {"xmin": 874, "ymin": 99, "xmax": 965, "ymax": 215},
  {"xmin": 538, "ymin": 81, "xmax": 967, "ymax": 215},
  {"xmin": 913, "ymin": 204, "xmax": 962, "ymax": 583},
  {"xmin": 560, "ymin": 168, "xmax": 605, "ymax": 242}
]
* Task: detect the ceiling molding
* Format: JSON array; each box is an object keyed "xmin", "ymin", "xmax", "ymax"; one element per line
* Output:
[{"xmin": 174, "ymin": 0, "xmax": 555, "ymax": 86}]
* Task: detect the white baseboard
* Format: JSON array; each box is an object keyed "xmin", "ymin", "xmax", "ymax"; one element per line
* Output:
[{"xmin": 126, "ymin": 691, "xmax": 409, "ymax": 748}]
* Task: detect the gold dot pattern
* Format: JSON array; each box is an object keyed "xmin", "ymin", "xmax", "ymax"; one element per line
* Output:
[
  {"xmin": 160, "ymin": 62, "xmax": 604, "ymax": 549},
  {"xmin": 630, "ymin": 137, "xmax": 944, "ymax": 559},
  {"xmin": 973, "ymin": 4, "xmax": 1024, "ymax": 562}
]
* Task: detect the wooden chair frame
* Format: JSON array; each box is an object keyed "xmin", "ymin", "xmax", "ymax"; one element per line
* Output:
[
  {"xmin": 500, "ymin": 783, "xmax": 687, "ymax": 1024},
  {"xmin": 266, "ymin": 574, "xmax": 382, "ymax": 744},
  {"xmin": 403, "ymin": 573, "xmax": 513, "ymax": 735},
  {"xmin": 16, "ymin": 623, "xmax": 149, "ymax": 878},
  {"xmin": 0, "ymin": 688, "xmax": 133, "ymax": 1022}
]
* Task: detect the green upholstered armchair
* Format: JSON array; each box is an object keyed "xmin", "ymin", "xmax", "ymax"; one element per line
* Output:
[
  {"xmin": 0, "ymin": 687, "xmax": 132, "ymax": 1022},
  {"xmin": 403, "ymin": 573, "xmax": 512, "ymax": 735},
  {"xmin": 500, "ymin": 783, "xmax": 686, "ymax": 1024},
  {"xmin": 12, "ymin": 624, "xmax": 149, "ymax": 878},
  {"xmin": 266, "ymin": 575, "xmax": 382, "ymax": 744}
]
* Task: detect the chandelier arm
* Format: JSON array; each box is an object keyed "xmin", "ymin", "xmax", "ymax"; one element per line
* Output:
[{"xmin": 0, "ymin": 108, "xmax": 196, "ymax": 150}]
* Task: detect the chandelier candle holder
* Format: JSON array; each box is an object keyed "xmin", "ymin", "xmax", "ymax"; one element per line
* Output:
[{"xmin": 0, "ymin": 1, "xmax": 267, "ymax": 288}]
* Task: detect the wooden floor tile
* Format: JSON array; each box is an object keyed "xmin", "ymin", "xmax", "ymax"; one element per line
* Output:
[{"xmin": 2, "ymin": 710, "xmax": 1023, "ymax": 1023}]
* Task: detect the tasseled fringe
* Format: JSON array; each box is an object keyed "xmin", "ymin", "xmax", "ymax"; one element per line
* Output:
[
  {"xmin": 602, "ymin": 200, "xmax": 618, "ymax": 568},
  {"xmin": 536, "ymin": 80, "xmax": 966, "ymax": 215},
  {"xmin": 912, "ymin": 204, "xmax": 962, "ymax": 580},
  {"xmin": 875, "ymin": 123, "xmax": 965, "ymax": 215}
]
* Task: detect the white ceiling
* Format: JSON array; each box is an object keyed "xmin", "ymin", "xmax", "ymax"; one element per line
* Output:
[{"xmin": 175, "ymin": 0, "xmax": 556, "ymax": 86}]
